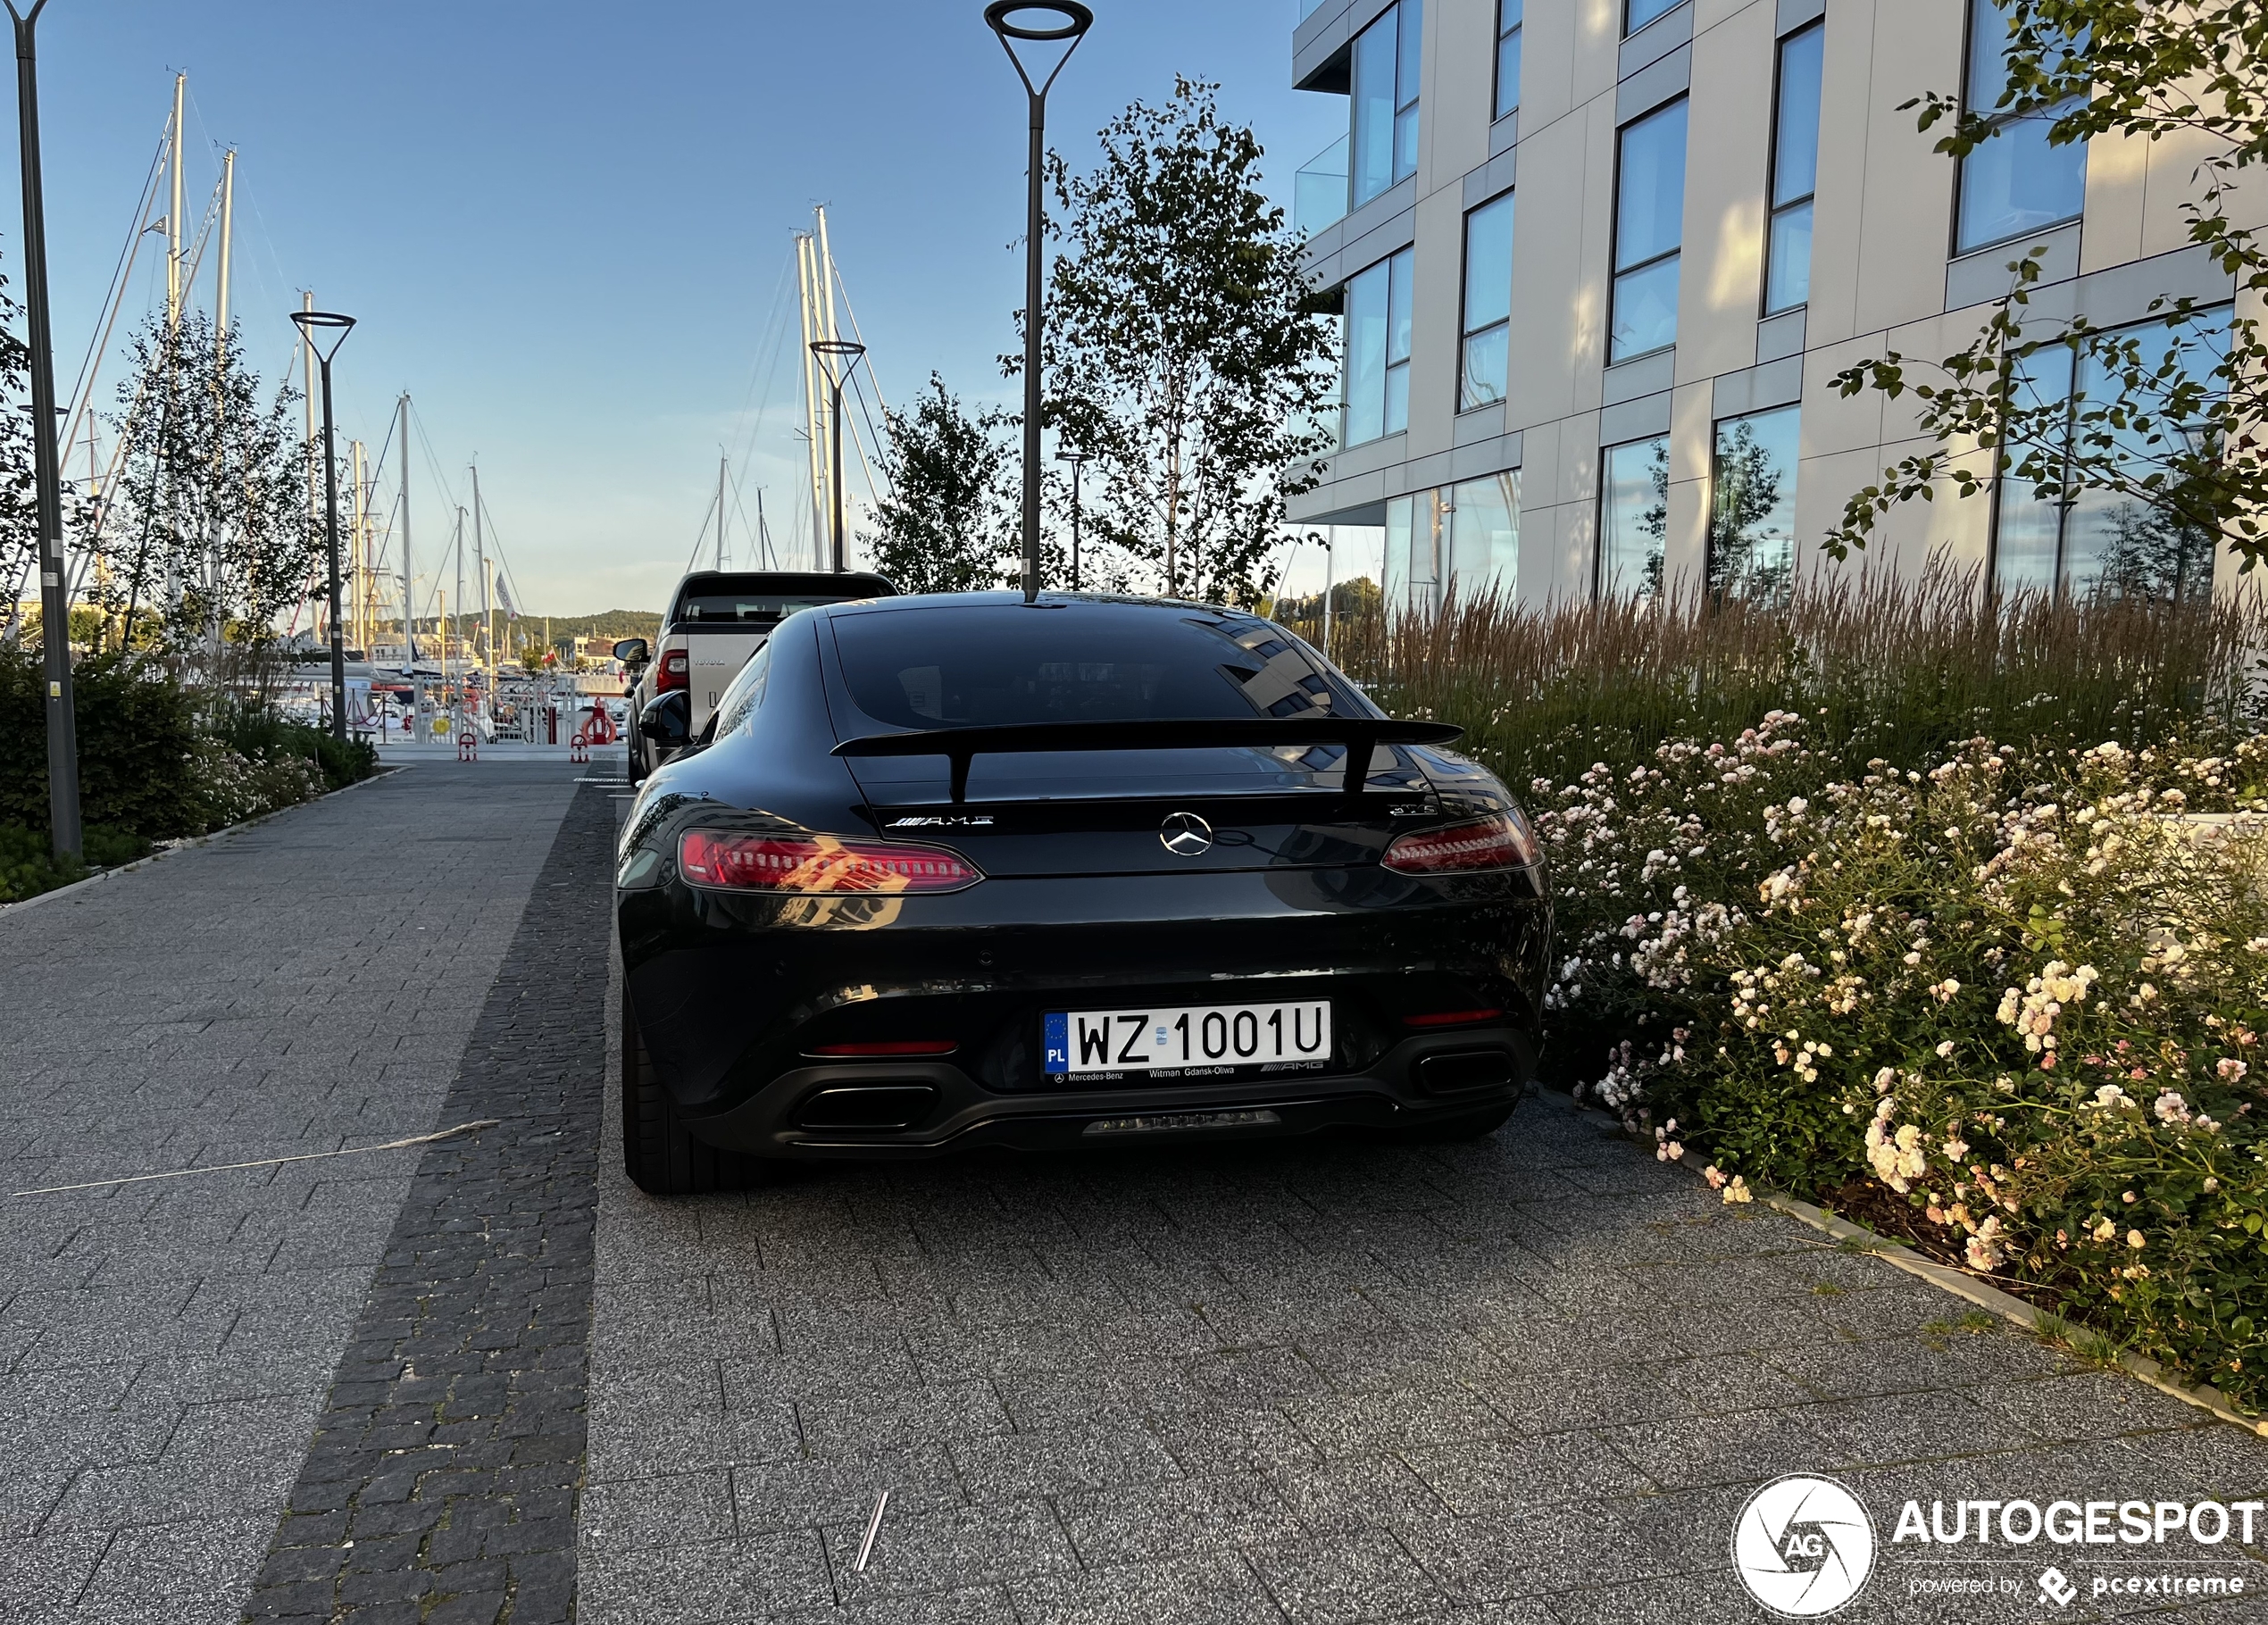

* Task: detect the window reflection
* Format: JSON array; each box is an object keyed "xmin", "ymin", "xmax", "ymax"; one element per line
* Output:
[
  {"xmin": 1599, "ymin": 438, "xmax": 1669, "ymax": 600},
  {"xmin": 1613, "ymin": 100, "xmax": 1688, "ymax": 362},
  {"xmin": 1710, "ymin": 406, "xmax": 1800, "ymax": 602}
]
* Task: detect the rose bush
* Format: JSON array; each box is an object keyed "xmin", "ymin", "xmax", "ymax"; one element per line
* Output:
[{"xmin": 1540, "ymin": 722, "xmax": 2268, "ymax": 1411}]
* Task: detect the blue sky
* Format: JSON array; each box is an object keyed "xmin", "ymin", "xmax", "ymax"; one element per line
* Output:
[{"xmin": 3, "ymin": 1, "xmax": 1348, "ymax": 616}]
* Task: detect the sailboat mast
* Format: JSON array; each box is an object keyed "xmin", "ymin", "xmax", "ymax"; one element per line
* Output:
[
  {"xmin": 398, "ymin": 395, "xmax": 414, "ymax": 663},
  {"xmin": 453, "ymin": 507, "xmax": 465, "ymax": 689},
  {"xmin": 350, "ymin": 440, "xmax": 366, "ymax": 655},
  {"xmin": 302, "ymin": 293, "xmax": 318, "ymax": 539},
  {"xmin": 166, "ymin": 74, "xmax": 184, "ymax": 330},
  {"xmin": 472, "ymin": 463, "xmax": 489, "ymax": 701},
  {"xmin": 756, "ymin": 488, "xmax": 773, "ymax": 569},
  {"xmin": 716, "ymin": 455, "xmax": 727, "ymax": 571},
  {"xmin": 215, "ymin": 150, "xmax": 233, "ymax": 357},
  {"xmin": 796, "ymin": 231, "xmax": 826, "ymax": 571}
]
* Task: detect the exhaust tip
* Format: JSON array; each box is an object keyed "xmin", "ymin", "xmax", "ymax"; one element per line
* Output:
[{"xmin": 795, "ymin": 1085, "xmax": 941, "ymax": 1132}]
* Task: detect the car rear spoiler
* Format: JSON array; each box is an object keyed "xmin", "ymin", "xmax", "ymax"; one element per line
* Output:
[{"xmin": 832, "ymin": 718, "xmax": 1465, "ymax": 803}]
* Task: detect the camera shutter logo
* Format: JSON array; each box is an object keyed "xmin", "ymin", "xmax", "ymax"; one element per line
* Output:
[{"xmin": 1731, "ymin": 1474, "xmax": 1877, "ymax": 1617}]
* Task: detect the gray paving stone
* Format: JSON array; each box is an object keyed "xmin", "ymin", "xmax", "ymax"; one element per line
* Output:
[
  {"xmin": 1405, "ymin": 1432, "xmax": 1656, "ymax": 1513},
  {"xmin": 1057, "ymin": 1473, "xmax": 1305, "ymax": 1567},
  {"xmin": 580, "ymin": 1470, "xmax": 737, "ymax": 1554},
  {"xmin": 1245, "ymin": 1526, "xmax": 1446, "ymax": 1623},
  {"xmin": 823, "ymin": 1497, "xmax": 1080, "ymax": 1602}
]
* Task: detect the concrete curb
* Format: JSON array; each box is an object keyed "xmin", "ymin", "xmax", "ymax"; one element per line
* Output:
[
  {"xmin": 1546, "ymin": 1086, "xmax": 2268, "ymax": 1438},
  {"xmin": 0, "ymin": 765, "xmax": 406, "ymax": 921}
]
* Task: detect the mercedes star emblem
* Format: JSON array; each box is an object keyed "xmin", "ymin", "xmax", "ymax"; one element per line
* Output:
[{"xmin": 1160, "ymin": 812, "xmax": 1213, "ymax": 856}]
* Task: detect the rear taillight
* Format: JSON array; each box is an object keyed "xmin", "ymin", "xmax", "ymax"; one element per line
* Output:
[
  {"xmin": 807, "ymin": 1040, "xmax": 959, "ymax": 1057},
  {"xmin": 657, "ymin": 649, "xmax": 689, "ymax": 693},
  {"xmin": 1404, "ymin": 1008, "xmax": 1505, "ymax": 1028},
  {"xmin": 1381, "ymin": 812, "xmax": 1538, "ymax": 875},
  {"xmin": 678, "ymin": 830, "xmax": 983, "ymax": 894}
]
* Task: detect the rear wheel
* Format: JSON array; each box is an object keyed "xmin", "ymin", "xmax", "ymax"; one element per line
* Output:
[
  {"xmin": 621, "ymin": 988, "xmax": 764, "ymax": 1195},
  {"xmin": 1393, "ymin": 1103, "xmax": 1516, "ymax": 1144}
]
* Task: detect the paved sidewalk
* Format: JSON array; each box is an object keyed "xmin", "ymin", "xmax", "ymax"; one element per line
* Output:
[{"xmin": 0, "ymin": 763, "xmax": 582, "ymax": 1625}]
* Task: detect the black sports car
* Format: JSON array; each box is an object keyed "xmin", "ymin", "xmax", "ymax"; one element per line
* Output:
[{"xmin": 615, "ymin": 592, "xmax": 1551, "ymax": 1195}]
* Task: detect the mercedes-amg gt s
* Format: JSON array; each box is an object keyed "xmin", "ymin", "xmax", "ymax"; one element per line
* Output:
[{"xmin": 614, "ymin": 593, "xmax": 1551, "ymax": 1195}]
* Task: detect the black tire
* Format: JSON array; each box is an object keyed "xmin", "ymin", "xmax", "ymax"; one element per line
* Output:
[
  {"xmin": 1393, "ymin": 1103, "xmax": 1516, "ymax": 1144},
  {"xmin": 621, "ymin": 988, "xmax": 764, "ymax": 1195}
]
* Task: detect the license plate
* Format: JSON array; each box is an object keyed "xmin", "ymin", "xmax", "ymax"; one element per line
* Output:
[{"xmin": 1044, "ymin": 1001, "xmax": 1332, "ymax": 1079}]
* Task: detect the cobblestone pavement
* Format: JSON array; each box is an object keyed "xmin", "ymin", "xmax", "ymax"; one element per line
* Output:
[
  {"xmin": 242, "ymin": 781, "xmax": 612, "ymax": 1624},
  {"xmin": 0, "ymin": 763, "xmax": 581, "ymax": 1625},
  {"xmin": 586, "ymin": 1017, "xmax": 2268, "ymax": 1625},
  {"xmin": 7, "ymin": 764, "xmax": 2268, "ymax": 1625}
]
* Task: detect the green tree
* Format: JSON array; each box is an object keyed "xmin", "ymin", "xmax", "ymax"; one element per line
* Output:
[
  {"xmin": 96, "ymin": 312, "xmax": 320, "ymax": 658},
  {"xmin": 1826, "ymin": 1, "xmax": 2266, "ymax": 576},
  {"xmin": 870, "ymin": 375, "xmax": 1020, "ymax": 594},
  {"xmin": 1028, "ymin": 79, "xmax": 1339, "ymax": 606},
  {"xmin": 0, "ymin": 264, "xmax": 46, "ymax": 645}
]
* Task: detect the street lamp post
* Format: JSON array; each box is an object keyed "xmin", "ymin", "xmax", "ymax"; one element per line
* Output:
[
  {"xmin": 5, "ymin": 0, "xmax": 81, "ymax": 860},
  {"xmin": 1055, "ymin": 449, "xmax": 1086, "ymax": 592},
  {"xmin": 984, "ymin": 0, "xmax": 1092, "ymax": 604},
  {"xmin": 289, "ymin": 309, "xmax": 355, "ymax": 742},
  {"xmin": 810, "ymin": 338, "xmax": 867, "ymax": 574}
]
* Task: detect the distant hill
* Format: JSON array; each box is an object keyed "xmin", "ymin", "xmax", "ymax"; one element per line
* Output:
[{"xmin": 536, "ymin": 610, "xmax": 663, "ymax": 644}]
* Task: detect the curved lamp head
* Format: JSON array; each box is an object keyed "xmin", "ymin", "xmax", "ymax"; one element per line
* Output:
[
  {"xmin": 810, "ymin": 338, "xmax": 867, "ymax": 381},
  {"xmin": 289, "ymin": 309, "xmax": 357, "ymax": 365},
  {"xmin": 984, "ymin": 1, "xmax": 1093, "ymax": 96},
  {"xmin": 1055, "ymin": 449, "xmax": 1088, "ymax": 466}
]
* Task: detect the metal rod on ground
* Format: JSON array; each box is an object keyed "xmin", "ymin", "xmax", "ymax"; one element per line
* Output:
[
  {"xmin": 7, "ymin": 0, "xmax": 82, "ymax": 860},
  {"xmin": 290, "ymin": 309, "xmax": 355, "ymax": 744},
  {"xmin": 985, "ymin": 1, "xmax": 1092, "ymax": 604}
]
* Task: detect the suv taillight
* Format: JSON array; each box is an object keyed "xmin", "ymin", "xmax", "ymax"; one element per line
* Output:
[
  {"xmin": 679, "ymin": 830, "xmax": 984, "ymax": 894},
  {"xmin": 657, "ymin": 649, "xmax": 689, "ymax": 693},
  {"xmin": 1381, "ymin": 812, "xmax": 1539, "ymax": 874}
]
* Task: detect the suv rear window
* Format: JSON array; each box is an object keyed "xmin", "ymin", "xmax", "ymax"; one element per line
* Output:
[
  {"xmin": 831, "ymin": 606, "xmax": 1357, "ymax": 729},
  {"xmin": 678, "ymin": 594, "xmax": 855, "ymax": 623}
]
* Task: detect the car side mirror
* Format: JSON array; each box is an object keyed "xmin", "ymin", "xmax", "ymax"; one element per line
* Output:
[
  {"xmin": 613, "ymin": 638, "xmax": 651, "ymax": 665},
  {"xmin": 638, "ymin": 690, "xmax": 690, "ymax": 751}
]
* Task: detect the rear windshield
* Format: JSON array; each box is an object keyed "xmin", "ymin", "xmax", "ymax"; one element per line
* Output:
[
  {"xmin": 831, "ymin": 607, "xmax": 1357, "ymax": 729},
  {"xmin": 677, "ymin": 594, "xmax": 859, "ymax": 623}
]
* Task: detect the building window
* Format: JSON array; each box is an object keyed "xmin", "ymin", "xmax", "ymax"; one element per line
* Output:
[
  {"xmin": 1384, "ymin": 474, "xmax": 1521, "ymax": 612},
  {"xmin": 1495, "ymin": 0, "xmax": 1522, "ymax": 121},
  {"xmin": 1955, "ymin": 0, "xmax": 2087, "ymax": 254},
  {"xmin": 1764, "ymin": 22, "xmax": 1823, "ymax": 316},
  {"xmin": 1343, "ymin": 246, "xmax": 1415, "ymax": 447},
  {"xmin": 1611, "ymin": 98, "xmax": 1688, "ymax": 362},
  {"xmin": 1352, "ymin": 0, "xmax": 1423, "ymax": 210},
  {"xmin": 1598, "ymin": 436, "xmax": 1668, "ymax": 599},
  {"xmin": 1710, "ymin": 406, "xmax": 1800, "ymax": 600},
  {"xmin": 1626, "ymin": 0, "xmax": 1681, "ymax": 35},
  {"xmin": 1460, "ymin": 193, "xmax": 1514, "ymax": 411},
  {"xmin": 1995, "ymin": 311, "xmax": 2231, "ymax": 601}
]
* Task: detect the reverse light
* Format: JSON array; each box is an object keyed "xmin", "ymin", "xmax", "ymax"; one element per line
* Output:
[
  {"xmin": 1380, "ymin": 811, "xmax": 1539, "ymax": 874},
  {"xmin": 678, "ymin": 830, "xmax": 983, "ymax": 894},
  {"xmin": 1403, "ymin": 1009, "xmax": 1506, "ymax": 1028},
  {"xmin": 657, "ymin": 648, "xmax": 690, "ymax": 693},
  {"xmin": 807, "ymin": 1040, "xmax": 960, "ymax": 1057}
]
